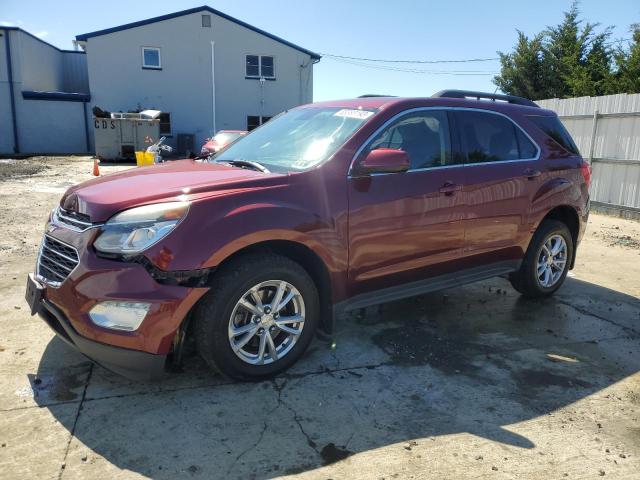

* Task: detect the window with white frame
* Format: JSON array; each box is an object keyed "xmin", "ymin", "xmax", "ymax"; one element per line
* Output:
[
  {"xmin": 245, "ymin": 55, "xmax": 275, "ymax": 79},
  {"xmin": 142, "ymin": 47, "xmax": 161, "ymax": 69}
]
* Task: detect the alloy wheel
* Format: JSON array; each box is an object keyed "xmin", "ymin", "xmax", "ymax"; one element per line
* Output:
[
  {"xmin": 228, "ymin": 280, "xmax": 305, "ymax": 365},
  {"xmin": 536, "ymin": 234, "xmax": 568, "ymax": 288}
]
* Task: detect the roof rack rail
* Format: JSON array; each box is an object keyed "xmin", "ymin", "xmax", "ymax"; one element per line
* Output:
[
  {"xmin": 432, "ymin": 90, "xmax": 539, "ymax": 108},
  {"xmin": 358, "ymin": 94, "xmax": 396, "ymax": 98}
]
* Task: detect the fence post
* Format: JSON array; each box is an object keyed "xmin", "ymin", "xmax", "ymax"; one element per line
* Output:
[{"xmin": 587, "ymin": 109, "xmax": 599, "ymax": 164}]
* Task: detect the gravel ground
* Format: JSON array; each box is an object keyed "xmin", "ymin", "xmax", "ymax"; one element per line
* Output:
[{"xmin": 0, "ymin": 157, "xmax": 639, "ymax": 480}]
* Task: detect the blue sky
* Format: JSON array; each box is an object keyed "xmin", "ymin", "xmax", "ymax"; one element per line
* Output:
[{"xmin": 2, "ymin": 0, "xmax": 639, "ymax": 101}]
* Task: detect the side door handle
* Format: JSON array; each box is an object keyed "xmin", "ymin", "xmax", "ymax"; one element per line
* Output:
[
  {"xmin": 439, "ymin": 182, "xmax": 462, "ymax": 195},
  {"xmin": 523, "ymin": 168, "xmax": 542, "ymax": 180}
]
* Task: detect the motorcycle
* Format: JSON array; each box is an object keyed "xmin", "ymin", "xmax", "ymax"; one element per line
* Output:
[{"xmin": 146, "ymin": 136, "xmax": 173, "ymax": 163}]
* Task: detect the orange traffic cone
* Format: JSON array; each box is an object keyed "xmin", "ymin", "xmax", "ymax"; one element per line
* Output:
[{"xmin": 92, "ymin": 158, "xmax": 100, "ymax": 176}]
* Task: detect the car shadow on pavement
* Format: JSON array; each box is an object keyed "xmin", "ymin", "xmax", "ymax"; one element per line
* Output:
[{"xmin": 33, "ymin": 276, "xmax": 640, "ymax": 478}]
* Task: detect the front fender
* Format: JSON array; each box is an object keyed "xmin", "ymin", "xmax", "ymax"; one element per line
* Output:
[{"xmin": 144, "ymin": 195, "xmax": 344, "ymax": 277}]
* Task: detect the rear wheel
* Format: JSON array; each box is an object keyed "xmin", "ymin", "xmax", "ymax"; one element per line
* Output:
[
  {"xmin": 194, "ymin": 253, "xmax": 319, "ymax": 380},
  {"xmin": 509, "ymin": 219, "xmax": 573, "ymax": 298}
]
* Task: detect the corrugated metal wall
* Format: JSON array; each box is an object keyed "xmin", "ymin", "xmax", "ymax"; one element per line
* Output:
[
  {"xmin": 62, "ymin": 52, "xmax": 89, "ymax": 93},
  {"xmin": 538, "ymin": 94, "xmax": 640, "ymax": 211}
]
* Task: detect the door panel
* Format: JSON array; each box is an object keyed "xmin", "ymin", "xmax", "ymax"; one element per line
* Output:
[
  {"xmin": 348, "ymin": 168, "xmax": 466, "ymax": 294},
  {"xmin": 347, "ymin": 109, "xmax": 469, "ymax": 295},
  {"xmin": 463, "ymin": 161, "xmax": 541, "ymax": 254},
  {"xmin": 454, "ymin": 110, "xmax": 543, "ymax": 262}
]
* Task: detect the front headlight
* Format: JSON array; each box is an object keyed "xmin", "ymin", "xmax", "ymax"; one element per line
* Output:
[{"xmin": 94, "ymin": 201, "xmax": 189, "ymax": 254}]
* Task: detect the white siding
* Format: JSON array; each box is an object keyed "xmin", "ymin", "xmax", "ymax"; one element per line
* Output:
[{"xmin": 83, "ymin": 11, "xmax": 315, "ymax": 150}]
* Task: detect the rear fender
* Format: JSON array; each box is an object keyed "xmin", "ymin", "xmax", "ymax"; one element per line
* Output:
[{"xmin": 529, "ymin": 177, "xmax": 583, "ymax": 229}]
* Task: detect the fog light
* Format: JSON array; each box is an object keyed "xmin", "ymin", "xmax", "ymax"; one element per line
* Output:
[{"xmin": 89, "ymin": 301, "xmax": 151, "ymax": 331}]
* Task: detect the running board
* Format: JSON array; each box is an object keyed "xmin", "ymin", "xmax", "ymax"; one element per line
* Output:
[{"xmin": 335, "ymin": 260, "xmax": 521, "ymax": 314}]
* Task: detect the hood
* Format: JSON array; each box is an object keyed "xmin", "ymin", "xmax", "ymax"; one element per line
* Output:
[{"xmin": 60, "ymin": 160, "xmax": 286, "ymax": 222}]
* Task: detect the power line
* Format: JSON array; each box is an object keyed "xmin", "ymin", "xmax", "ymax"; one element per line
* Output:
[
  {"xmin": 320, "ymin": 53, "xmax": 500, "ymax": 64},
  {"xmin": 327, "ymin": 57, "xmax": 499, "ymax": 75},
  {"xmin": 320, "ymin": 37, "xmax": 633, "ymax": 66}
]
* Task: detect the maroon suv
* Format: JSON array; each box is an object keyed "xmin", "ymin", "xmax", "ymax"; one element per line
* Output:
[{"xmin": 25, "ymin": 90, "xmax": 590, "ymax": 381}]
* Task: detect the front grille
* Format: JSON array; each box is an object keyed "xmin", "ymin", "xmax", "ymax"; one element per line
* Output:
[
  {"xmin": 53, "ymin": 207, "xmax": 94, "ymax": 232},
  {"xmin": 37, "ymin": 235, "xmax": 80, "ymax": 286}
]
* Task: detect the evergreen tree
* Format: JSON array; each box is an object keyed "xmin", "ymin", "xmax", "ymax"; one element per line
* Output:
[
  {"xmin": 494, "ymin": 32, "xmax": 550, "ymax": 100},
  {"xmin": 493, "ymin": 2, "xmax": 636, "ymax": 99},
  {"xmin": 585, "ymin": 31, "xmax": 615, "ymax": 96},
  {"xmin": 611, "ymin": 24, "xmax": 640, "ymax": 93},
  {"xmin": 544, "ymin": 3, "xmax": 613, "ymax": 97}
]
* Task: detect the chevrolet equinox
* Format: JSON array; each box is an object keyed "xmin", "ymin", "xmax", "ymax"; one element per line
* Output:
[{"xmin": 25, "ymin": 90, "xmax": 590, "ymax": 381}]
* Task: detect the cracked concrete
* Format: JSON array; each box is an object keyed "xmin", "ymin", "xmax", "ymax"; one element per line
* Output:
[{"xmin": 1, "ymin": 157, "xmax": 639, "ymax": 479}]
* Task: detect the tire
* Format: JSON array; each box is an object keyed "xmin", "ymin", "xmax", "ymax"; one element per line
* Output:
[
  {"xmin": 509, "ymin": 219, "xmax": 574, "ymax": 298},
  {"xmin": 193, "ymin": 252, "xmax": 319, "ymax": 381}
]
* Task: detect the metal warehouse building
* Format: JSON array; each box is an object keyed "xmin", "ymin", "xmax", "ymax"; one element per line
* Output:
[
  {"xmin": 1, "ymin": 5, "xmax": 320, "ymax": 156},
  {"xmin": 0, "ymin": 28, "xmax": 91, "ymax": 155}
]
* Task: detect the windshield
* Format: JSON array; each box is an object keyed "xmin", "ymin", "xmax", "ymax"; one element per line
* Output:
[{"xmin": 213, "ymin": 107, "xmax": 376, "ymax": 172}]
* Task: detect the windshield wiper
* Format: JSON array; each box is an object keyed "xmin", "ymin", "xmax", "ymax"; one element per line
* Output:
[{"xmin": 218, "ymin": 159, "xmax": 270, "ymax": 173}]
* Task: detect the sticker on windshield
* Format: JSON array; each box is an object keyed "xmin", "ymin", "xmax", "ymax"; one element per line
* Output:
[{"xmin": 334, "ymin": 109, "xmax": 374, "ymax": 120}]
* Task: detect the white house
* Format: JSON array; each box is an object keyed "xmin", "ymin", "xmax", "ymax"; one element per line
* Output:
[
  {"xmin": 0, "ymin": 6, "xmax": 320, "ymax": 156},
  {"xmin": 75, "ymin": 5, "xmax": 321, "ymax": 154}
]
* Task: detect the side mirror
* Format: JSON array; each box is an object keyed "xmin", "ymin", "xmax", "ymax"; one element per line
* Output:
[{"xmin": 356, "ymin": 148, "xmax": 410, "ymax": 175}]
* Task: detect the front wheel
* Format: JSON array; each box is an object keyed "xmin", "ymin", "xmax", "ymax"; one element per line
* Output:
[
  {"xmin": 193, "ymin": 253, "xmax": 319, "ymax": 381},
  {"xmin": 509, "ymin": 219, "xmax": 574, "ymax": 298}
]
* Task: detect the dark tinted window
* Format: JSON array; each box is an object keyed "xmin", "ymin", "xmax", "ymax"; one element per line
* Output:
[
  {"xmin": 528, "ymin": 115, "xmax": 580, "ymax": 155},
  {"xmin": 247, "ymin": 115, "xmax": 260, "ymax": 131},
  {"xmin": 516, "ymin": 129, "xmax": 538, "ymax": 158},
  {"xmin": 367, "ymin": 111, "xmax": 453, "ymax": 169},
  {"xmin": 159, "ymin": 113, "xmax": 171, "ymax": 135},
  {"xmin": 246, "ymin": 55, "xmax": 259, "ymax": 77},
  {"xmin": 457, "ymin": 111, "xmax": 520, "ymax": 162}
]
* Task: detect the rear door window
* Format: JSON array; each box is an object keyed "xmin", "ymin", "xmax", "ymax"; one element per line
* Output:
[
  {"xmin": 366, "ymin": 110, "xmax": 454, "ymax": 169},
  {"xmin": 527, "ymin": 115, "xmax": 580, "ymax": 155},
  {"xmin": 456, "ymin": 111, "xmax": 523, "ymax": 163}
]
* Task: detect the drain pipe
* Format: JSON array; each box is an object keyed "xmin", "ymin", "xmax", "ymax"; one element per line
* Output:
[
  {"xmin": 210, "ymin": 41, "xmax": 216, "ymax": 136},
  {"xmin": 3, "ymin": 29, "xmax": 19, "ymax": 153},
  {"xmin": 82, "ymin": 100, "xmax": 91, "ymax": 153}
]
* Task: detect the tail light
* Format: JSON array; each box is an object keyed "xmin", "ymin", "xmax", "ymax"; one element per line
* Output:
[{"xmin": 580, "ymin": 161, "xmax": 591, "ymax": 189}]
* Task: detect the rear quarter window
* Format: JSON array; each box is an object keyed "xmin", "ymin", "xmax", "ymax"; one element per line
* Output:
[
  {"xmin": 456, "ymin": 111, "xmax": 523, "ymax": 162},
  {"xmin": 527, "ymin": 115, "xmax": 580, "ymax": 155}
]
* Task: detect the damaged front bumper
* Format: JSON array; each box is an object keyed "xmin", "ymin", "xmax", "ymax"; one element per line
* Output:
[
  {"xmin": 28, "ymin": 275, "xmax": 167, "ymax": 380},
  {"xmin": 26, "ymin": 223, "xmax": 210, "ymax": 380}
]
